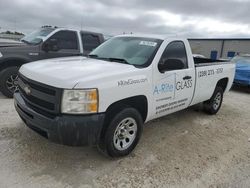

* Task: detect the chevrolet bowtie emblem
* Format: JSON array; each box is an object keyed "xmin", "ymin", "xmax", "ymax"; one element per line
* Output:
[{"xmin": 24, "ymin": 85, "xmax": 31, "ymax": 95}]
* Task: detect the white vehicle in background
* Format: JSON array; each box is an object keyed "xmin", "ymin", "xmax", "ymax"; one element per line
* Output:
[{"xmin": 14, "ymin": 35, "xmax": 235, "ymax": 157}]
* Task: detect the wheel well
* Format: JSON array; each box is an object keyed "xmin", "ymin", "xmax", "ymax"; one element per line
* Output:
[
  {"xmin": 105, "ymin": 95, "xmax": 148, "ymax": 123},
  {"xmin": 216, "ymin": 78, "xmax": 229, "ymax": 92},
  {"xmin": 0, "ymin": 59, "xmax": 27, "ymax": 72},
  {"xmin": 99, "ymin": 96, "xmax": 148, "ymax": 143}
]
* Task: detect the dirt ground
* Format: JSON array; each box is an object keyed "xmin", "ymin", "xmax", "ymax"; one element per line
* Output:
[{"xmin": 0, "ymin": 88, "xmax": 249, "ymax": 188}]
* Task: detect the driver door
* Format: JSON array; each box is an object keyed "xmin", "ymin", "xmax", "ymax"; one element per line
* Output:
[
  {"xmin": 40, "ymin": 30, "xmax": 81, "ymax": 59},
  {"xmin": 153, "ymin": 40, "xmax": 195, "ymax": 118}
]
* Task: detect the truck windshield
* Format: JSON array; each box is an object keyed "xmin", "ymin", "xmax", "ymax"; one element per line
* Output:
[
  {"xmin": 21, "ymin": 28, "xmax": 55, "ymax": 45},
  {"xmin": 89, "ymin": 37, "xmax": 162, "ymax": 67}
]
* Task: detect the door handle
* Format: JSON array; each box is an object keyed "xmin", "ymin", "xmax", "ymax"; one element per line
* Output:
[{"xmin": 183, "ymin": 76, "xmax": 192, "ymax": 80}]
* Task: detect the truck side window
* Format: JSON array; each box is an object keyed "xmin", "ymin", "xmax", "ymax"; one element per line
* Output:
[
  {"xmin": 81, "ymin": 34, "xmax": 100, "ymax": 51},
  {"xmin": 160, "ymin": 41, "xmax": 188, "ymax": 70},
  {"xmin": 50, "ymin": 31, "xmax": 78, "ymax": 50}
]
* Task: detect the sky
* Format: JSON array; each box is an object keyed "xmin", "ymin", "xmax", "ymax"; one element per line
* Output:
[{"xmin": 0, "ymin": 0, "xmax": 250, "ymax": 38}]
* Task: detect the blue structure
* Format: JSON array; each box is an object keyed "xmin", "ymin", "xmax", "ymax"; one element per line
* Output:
[
  {"xmin": 234, "ymin": 60, "xmax": 250, "ymax": 86},
  {"xmin": 227, "ymin": 51, "xmax": 236, "ymax": 58},
  {"xmin": 210, "ymin": 51, "xmax": 218, "ymax": 60}
]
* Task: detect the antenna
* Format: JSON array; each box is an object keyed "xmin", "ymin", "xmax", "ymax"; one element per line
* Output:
[
  {"xmin": 80, "ymin": 15, "xmax": 83, "ymax": 30},
  {"xmin": 14, "ymin": 17, "xmax": 17, "ymax": 32}
]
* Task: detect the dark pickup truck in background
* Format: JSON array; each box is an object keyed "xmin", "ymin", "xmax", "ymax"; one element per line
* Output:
[{"xmin": 0, "ymin": 27, "xmax": 104, "ymax": 98}]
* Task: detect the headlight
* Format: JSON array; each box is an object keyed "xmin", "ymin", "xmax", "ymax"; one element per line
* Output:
[
  {"xmin": 61, "ymin": 89, "xmax": 98, "ymax": 114},
  {"xmin": 0, "ymin": 52, "xmax": 2, "ymax": 58}
]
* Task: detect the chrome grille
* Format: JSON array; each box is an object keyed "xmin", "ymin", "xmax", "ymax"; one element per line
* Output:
[{"xmin": 18, "ymin": 74, "xmax": 62, "ymax": 118}]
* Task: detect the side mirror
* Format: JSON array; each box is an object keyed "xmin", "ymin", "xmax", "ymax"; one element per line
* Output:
[
  {"xmin": 158, "ymin": 58, "xmax": 185, "ymax": 73},
  {"xmin": 42, "ymin": 39, "xmax": 59, "ymax": 52},
  {"xmin": 34, "ymin": 38, "xmax": 43, "ymax": 44}
]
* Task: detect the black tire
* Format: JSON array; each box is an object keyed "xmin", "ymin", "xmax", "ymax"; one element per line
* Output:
[
  {"xmin": 0, "ymin": 66, "xmax": 19, "ymax": 98},
  {"xmin": 99, "ymin": 108, "xmax": 143, "ymax": 158},
  {"xmin": 203, "ymin": 87, "xmax": 224, "ymax": 115}
]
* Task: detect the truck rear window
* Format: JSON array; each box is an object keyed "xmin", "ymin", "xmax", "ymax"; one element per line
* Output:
[{"xmin": 81, "ymin": 34, "xmax": 100, "ymax": 51}]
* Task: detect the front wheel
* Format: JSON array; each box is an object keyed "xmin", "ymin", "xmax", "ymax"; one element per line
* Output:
[
  {"xmin": 0, "ymin": 67, "xmax": 19, "ymax": 98},
  {"xmin": 203, "ymin": 87, "xmax": 224, "ymax": 115},
  {"xmin": 99, "ymin": 108, "xmax": 143, "ymax": 158}
]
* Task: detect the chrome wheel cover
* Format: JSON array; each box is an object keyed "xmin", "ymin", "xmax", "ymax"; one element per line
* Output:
[
  {"xmin": 113, "ymin": 117, "xmax": 137, "ymax": 151},
  {"xmin": 213, "ymin": 92, "xmax": 221, "ymax": 110},
  {"xmin": 6, "ymin": 74, "xmax": 19, "ymax": 93}
]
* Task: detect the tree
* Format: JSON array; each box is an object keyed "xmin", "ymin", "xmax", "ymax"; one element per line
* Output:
[
  {"xmin": 41, "ymin": 25, "xmax": 58, "ymax": 28},
  {"xmin": 1, "ymin": 30, "xmax": 24, "ymax": 35}
]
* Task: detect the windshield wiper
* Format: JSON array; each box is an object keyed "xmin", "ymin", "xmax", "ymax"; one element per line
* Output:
[
  {"xmin": 107, "ymin": 57, "xmax": 130, "ymax": 65},
  {"xmin": 88, "ymin": 55, "xmax": 131, "ymax": 65},
  {"xmin": 20, "ymin": 39, "xmax": 31, "ymax": 44},
  {"xmin": 88, "ymin": 54, "xmax": 99, "ymax": 58}
]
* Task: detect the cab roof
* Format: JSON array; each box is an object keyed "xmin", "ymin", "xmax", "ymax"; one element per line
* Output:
[{"xmin": 115, "ymin": 34, "xmax": 184, "ymax": 41}]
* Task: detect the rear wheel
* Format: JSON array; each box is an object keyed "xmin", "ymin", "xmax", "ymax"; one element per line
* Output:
[
  {"xmin": 203, "ymin": 87, "xmax": 224, "ymax": 115},
  {"xmin": 0, "ymin": 67, "xmax": 19, "ymax": 98},
  {"xmin": 99, "ymin": 108, "xmax": 143, "ymax": 158}
]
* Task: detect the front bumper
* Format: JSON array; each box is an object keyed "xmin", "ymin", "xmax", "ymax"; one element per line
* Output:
[{"xmin": 14, "ymin": 93, "xmax": 105, "ymax": 146}]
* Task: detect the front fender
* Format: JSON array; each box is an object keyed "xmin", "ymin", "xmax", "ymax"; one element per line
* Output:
[{"xmin": 0, "ymin": 56, "xmax": 31, "ymax": 71}]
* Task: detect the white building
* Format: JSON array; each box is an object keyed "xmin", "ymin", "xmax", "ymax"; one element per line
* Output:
[
  {"xmin": 0, "ymin": 33, "xmax": 24, "ymax": 41},
  {"xmin": 189, "ymin": 38, "xmax": 250, "ymax": 59}
]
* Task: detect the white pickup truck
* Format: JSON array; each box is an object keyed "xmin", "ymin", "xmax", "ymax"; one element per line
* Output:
[{"xmin": 14, "ymin": 35, "xmax": 235, "ymax": 157}]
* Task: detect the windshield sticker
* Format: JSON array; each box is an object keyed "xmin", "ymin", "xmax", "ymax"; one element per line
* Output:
[{"xmin": 139, "ymin": 41, "xmax": 157, "ymax": 47}]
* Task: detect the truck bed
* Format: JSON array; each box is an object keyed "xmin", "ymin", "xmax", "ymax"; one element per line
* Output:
[
  {"xmin": 194, "ymin": 57, "xmax": 229, "ymax": 67},
  {"xmin": 194, "ymin": 57, "xmax": 228, "ymax": 64},
  {"xmin": 191, "ymin": 61, "xmax": 235, "ymax": 106}
]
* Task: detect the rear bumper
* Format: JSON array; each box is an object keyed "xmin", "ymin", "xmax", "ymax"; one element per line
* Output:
[{"xmin": 14, "ymin": 93, "xmax": 105, "ymax": 146}]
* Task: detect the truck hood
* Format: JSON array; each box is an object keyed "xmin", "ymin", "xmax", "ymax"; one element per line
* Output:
[
  {"xmin": 0, "ymin": 43, "xmax": 38, "ymax": 57},
  {"xmin": 0, "ymin": 40, "xmax": 25, "ymax": 47},
  {"xmin": 19, "ymin": 56, "xmax": 141, "ymax": 88}
]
